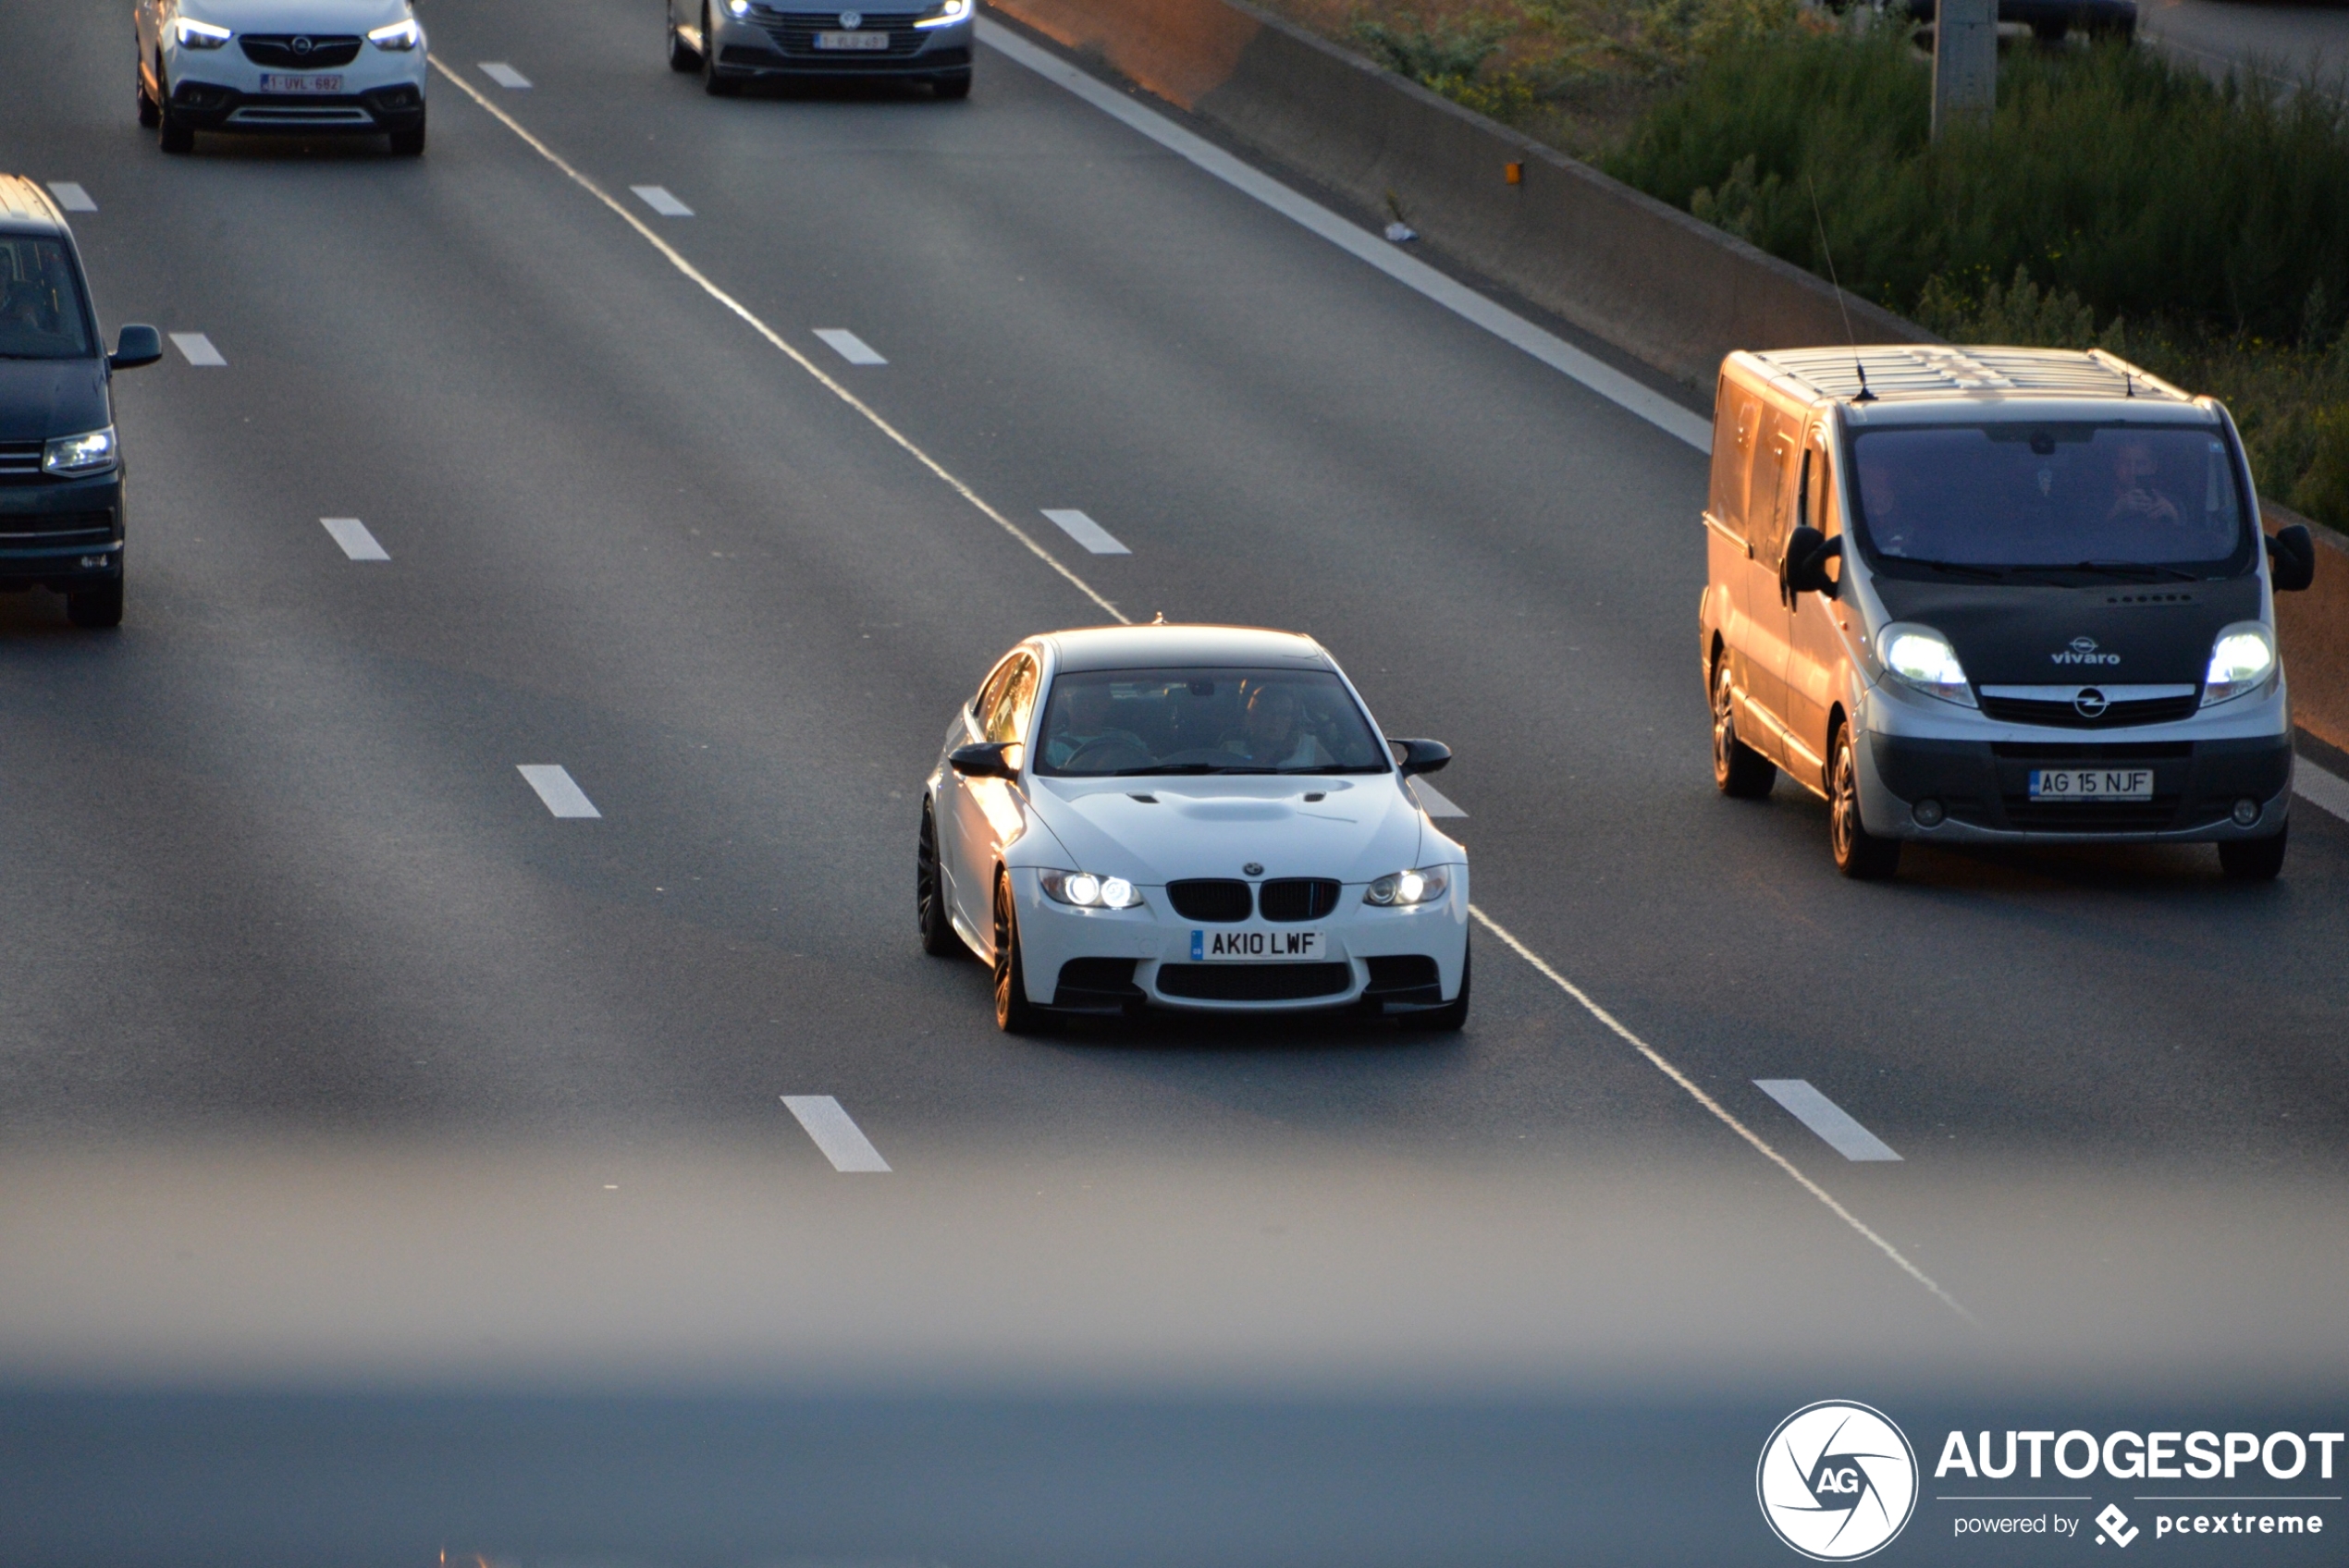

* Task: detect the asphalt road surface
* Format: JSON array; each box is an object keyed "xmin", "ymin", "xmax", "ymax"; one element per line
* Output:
[{"xmin": 3, "ymin": 3, "xmax": 2347, "ymax": 1562}]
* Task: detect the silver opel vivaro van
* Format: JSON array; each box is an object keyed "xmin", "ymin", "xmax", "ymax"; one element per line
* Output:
[{"xmin": 1698, "ymin": 346, "xmax": 2316, "ymax": 881}]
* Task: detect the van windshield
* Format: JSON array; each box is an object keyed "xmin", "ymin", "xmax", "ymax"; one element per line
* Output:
[
  {"xmin": 1033, "ymin": 668, "xmax": 1390, "ymax": 776},
  {"xmin": 0, "ymin": 237, "xmax": 94, "ymax": 360},
  {"xmin": 1848, "ymin": 423, "xmax": 2250, "ymax": 579}
]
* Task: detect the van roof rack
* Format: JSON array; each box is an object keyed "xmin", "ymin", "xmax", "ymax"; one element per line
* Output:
[{"xmin": 1750, "ymin": 345, "xmax": 2194, "ymax": 405}]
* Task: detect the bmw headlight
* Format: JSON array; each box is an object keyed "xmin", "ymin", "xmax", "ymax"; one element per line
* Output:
[
  {"xmin": 366, "ymin": 18, "xmax": 422, "ymax": 49},
  {"xmin": 2200, "ymin": 621, "xmax": 2276, "ymax": 707},
  {"xmin": 1877, "ymin": 622, "xmax": 1977, "ymax": 708},
  {"xmin": 915, "ymin": 0, "xmax": 972, "ymax": 26},
  {"xmin": 43, "ymin": 426, "xmax": 117, "ymax": 476},
  {"xmin": 1039, "ymin": 869, "xmax": 1143, "ymax": 910},
  {"xmin": 1364, "ymin": 867, "xmax": 1448, "ymax": 907},
  {"xmin": 173, "ymin": 17, "xmax": 232, "ymax": 46}
]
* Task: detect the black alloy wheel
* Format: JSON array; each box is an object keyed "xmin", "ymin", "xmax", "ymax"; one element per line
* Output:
[
  {"xmin": 1829, "ymin": 724, "xmax": 1900, "ymax": 881},
  {"xmin": 916, "ymin": 802, "xmax": 960, "ymax": 957},
  {"xmin": 991, "ymin": 873, "xmax": 1050, "ymax": 1035},
  {"xmin": 702, "ymin": 7, "xmax": 740, "ymax": 94},
  {"xmin": 1712, "ymin": 655, "xmax": 1776, "ymax": 799},
  {"xmin": 1397, "ymin": 937, "xmax": 1470, "ymax": 1033},
  {"xmin": 67, "ymin": 574, "xmax": 124, "ymax": 630},
  {"xmin": 2218, "ymin": 825, "xmax": 2287, "ymax": 882},
  {"xmin": 387, "ymin": 115, "xmax": 424, "ymax": 156}
]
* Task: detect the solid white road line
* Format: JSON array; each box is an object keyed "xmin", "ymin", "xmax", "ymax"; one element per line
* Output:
[
  {"xmin": 1411, "ymin": 778, "xmax": 1467, "ymax": 818},
  {"xmin": 428, "ymin": 56, "xmax": 1125, "ymax": 625},
  {"xmin": 1753, "ymin": 1079, "xmax": 1903, "ymax": 1162},
  {"xmin": 479, "ymin": 61, "xmax": 532, "ymax": 88},
  {"xmin": 1468, "ymin": 906, "xmax": 1971, "ymax": 1322},
  {"xmin": 781, "ymin": 1095, "xmax": 892, "ymax": 1172},
  {"xmin": 979, "ymin": 21, "xmax": 1711, "ymax": 453},
  {"xmin": 631, "ymin": 184, "xmax": 694, "ymax": 216},
  {"xmin": 2295, "ymin": 756, "xmax": 2349, "ymax": 823},
  {"xmin": 516, "ymin": 765, "xmax": 601, "ymax": 819},
  {"xmin": 169, "ymin": 332, "xmax": 225, "ymax": 367},
  {"xmin": 814, "ymin": 328, "xmax": 887, "ymax": 366},
  {"xmin": 319, "ymin": 517, "xmax": 388, "ymax": 561},
  {"xmin": 1040, "ymin": 508, "xmax": 1130, "ymax": 556},
  {"xmin": 46, "ymin": 182, "xmax": 96, "ymax": 213}
]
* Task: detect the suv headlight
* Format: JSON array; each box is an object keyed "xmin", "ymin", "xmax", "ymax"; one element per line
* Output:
[
  {"xmin": 173, "ymin": 17, "xmax": 232, "ymax": 46},
  {"xmin": 1876, "ymin": 622, "xmax": 1977, "ymax": 707},
  {"xmin": 366, "ymin": 18, "xmax": 422, "ymax": 49},
  {"xmin": 2200, "ymin": 621, "xmax": 2276, "ymax": 707},
  {"xmin": 1364, "ymin": 867, "xmax": 1448, "ymax": 907},
  {"xmin": 915, "ymin": 0, "xmax": 972, "ymax": 25},
  {"xmin": 43, "ymin": 427, "xmax": 117, "ymax": 476},
  {"xmin": 1039, "ymin": 869, "xmax": 1143, "ymax": 910}
]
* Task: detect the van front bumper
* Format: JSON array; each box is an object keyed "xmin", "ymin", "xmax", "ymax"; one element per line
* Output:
[
  {"xmin": 0, "ymin": 471, "xmax": 125, "ymax": 591},
  {"xmin": 1856, "ymin": 729, "xmax": 2293, "ymax": 844}
]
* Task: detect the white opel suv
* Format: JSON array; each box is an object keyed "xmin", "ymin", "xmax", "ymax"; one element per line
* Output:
[{"xmin": 134, "ymin": 0, "xmax": 428, "ymax": 154}]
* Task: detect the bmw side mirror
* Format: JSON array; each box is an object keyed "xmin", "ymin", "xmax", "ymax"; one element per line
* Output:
[
  {"xmin": 949, "ymin": 741, "xmax": 1021, "ymax": 779},
  {"xmin": 2268, "ymin": 524, "xmax": 2316, "ymax": 594},
  {"xmin": 1784, "ymin": 527, "xmax": 1841, "ymax": 597},
  {"xmin": 1388, "ymin": 738, "xmax": 1451, "ymax": 778},
  {"xmin": 109, "ymin": 324, "xmax": 163, "ymax": 372}
]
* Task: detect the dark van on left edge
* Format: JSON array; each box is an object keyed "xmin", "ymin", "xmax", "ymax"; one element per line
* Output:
[{"xmin": 0, "ymin": 175, "xmax": 163, "ymax": 628}]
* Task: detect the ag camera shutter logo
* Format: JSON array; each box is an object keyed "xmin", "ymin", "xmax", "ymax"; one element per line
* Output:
[{"xmin": 1757, "ymin": 1401, "xmax": 1919, "ymax": 1561}]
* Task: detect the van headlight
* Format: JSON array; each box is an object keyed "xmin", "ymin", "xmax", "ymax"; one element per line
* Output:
[
  {"xmin": 43, "ymin": 426, "xmax": 117, "ymax": 476},
  {"xmin": 2200, "ymin": 622, "xmax": 2276, "ymax": 707},
  {"xmin": 915, "ymin": 0, "xmax": 972, "ymax": 25},
  {"xmin": 1365, "ymin": 867, "xmax": 1448, "ymax": 907},
  {"xmin": 1039, "ymin": 869, "xmax": 1143, "ymax": 910},
  {"xmin": 1877, "ymin": 622, "xmax": 1977, "ymax": 708},
  {"xmin": 366, "ymin": 18, "xmax": 422, "ymax": 49},
  {"xmin": 173, "ymin": 17, "xmax": 232, "ymax": 46}
]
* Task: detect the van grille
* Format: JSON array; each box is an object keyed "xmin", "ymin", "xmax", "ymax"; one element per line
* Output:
[
  {"xmin": 1978, "ymin": 693, "xmax": 2200, "ymax": 728},
  {"xmin": 0, "ymin": 440, "xmax": 44, "ymax": 481}
]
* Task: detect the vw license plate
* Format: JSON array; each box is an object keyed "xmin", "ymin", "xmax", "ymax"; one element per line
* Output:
[
  {"xmin": 1192, "ymin": 929, "xmax": 1322, "ymax": 962},
  {"xmin": 2028, "ymin": 768, "xmax": 2154, "ymax": 802},
  {"xmin": 258, "ymin": 72, "xmax": 343, "ymax": 92},
  {"xmin": 813, "ymin": 31, "xmax": 891, "ymax": 48}
]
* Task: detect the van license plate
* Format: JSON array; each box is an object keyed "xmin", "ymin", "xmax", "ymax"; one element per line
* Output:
[
  {"xmin": 1191, "ymin": 930, "xmax": 1322, "ymax": 961},
  {"xmin": 813, "ymin": 31, "xmax": 890, "ymax": 48},
  {"xmin": 2028, "ymin": 768, "xmax": 2154, "ymax": 801},
  {"xmin": 258, "ymin": 72, "xmax": 343, "ymax": 92}
]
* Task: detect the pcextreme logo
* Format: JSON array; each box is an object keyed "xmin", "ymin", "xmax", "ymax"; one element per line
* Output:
[{"xmin": 1759, "ymin": 1401, "xmax": 1921, "ymax": 1561}]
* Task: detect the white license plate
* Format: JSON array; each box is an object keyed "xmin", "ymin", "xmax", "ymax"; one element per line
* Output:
[
  {"xmin": 813, "ymin": 30, "xmax": 891, "ymax": 49},
  {"xmin": 1191, "ymin": 929, "xmax": 1322, "ymax": 962},
  {"xmin": 258, "ymin": 72, "xmax": 344, "ymax": 92},
  {"xmin": 2028, "ymin": 768, "xmax": 2154, "ymax": 802}
]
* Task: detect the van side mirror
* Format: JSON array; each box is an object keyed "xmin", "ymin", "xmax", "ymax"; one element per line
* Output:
[
  {"xmin": 2268, "ymin": 525, "xmax": 2316, "ymax": 594},
  {"xmin": 108, "ymin": 325, "xmax": 163, "ymax": 371},
  {"xmin": 1388, "ymin": 738, "xmax": 1451, "ymax": 778},
  {"xmin": 949, "ymin": 741, "xmax": 1021, "ymax": 779},
  {"xmin": 1785, "ymin": 528, "xmax": 1841, "ymax": 597}
]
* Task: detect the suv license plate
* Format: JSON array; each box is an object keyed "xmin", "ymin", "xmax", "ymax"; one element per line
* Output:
[
  {"xmin": 813, "ymin": 31, "xmax": 890, "ymax": 48},
  {"xmin": 1192, "ymin": 930, "xmax": 1322, "ymax": 962},
  {"xmin": 2028, "ymin": 767, "xmax": 2154, "ymax": 802},
  {"xmin": 258, "ymin": 72, "xmax": 344, "ymax": 92}
]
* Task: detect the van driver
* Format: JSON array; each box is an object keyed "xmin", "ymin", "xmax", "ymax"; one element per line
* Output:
[{"xmin": 2106, "ymin": 438, "xmax": 2182, "ymax": 526}]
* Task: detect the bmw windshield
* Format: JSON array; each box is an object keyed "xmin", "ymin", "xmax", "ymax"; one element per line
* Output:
[
  {"xmin": 1849, "ymin": 422, "xmax": 2256, "ymax": 582},
  {"xmin": 1033, "ymin": 667, "xmax": 1390, "ymax": 776}
]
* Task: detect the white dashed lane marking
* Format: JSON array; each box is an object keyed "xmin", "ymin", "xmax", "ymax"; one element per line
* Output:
[
  {"xmin": 814, "ymin": 328, "xmax": 886, "ymax": 365},
  {"xmin": 516, "ymin": 765, "xmax": 600, "ymax": 818},
  {"xmin": 631, "ymin": 185, "xmax": 693, "ymax": 216},
  {"xmin": 169, "ymin": 332, "xmax": 225, "ymax": 367},
  {"xmin": 46, "ymin": 182, "xmax": 96, "ymax": 212},
  {"xmin": 1041, "ymin": 508, "xmax": 1129, "ymax": 556},
  {"xmin": 1411, "ymin": 778, "xmax": 1467, "ymax": 817},
  {"xmin": 2296, "ymin": 756, "xmax": 2349, "ymax": 822},
  {"xmin": 478, "ymin": 62, "xmax": 532, "ymax": 88},
  {"xmin": 781, "ymin": 1096, "xmax": 892, "ymax": 1172},
  {"xmin": 319, "ymin": 517, "xmax": 388, "ymax": 561},
  {"xmin": 1754, "ymin": 1080, "xmax": 1903, "ymax": 1162}
]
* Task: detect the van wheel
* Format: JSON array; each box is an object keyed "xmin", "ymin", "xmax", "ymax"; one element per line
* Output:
[
  {"xmin": 916, "ymin": 802, "xmax": 961, "ymax": 957},
  {"xmin": 1829, "ymin": 724, "xmax": 1900, "ymax": 881},
  {"xmin": 991, "ymin": 873, "xmax": 1052, "ymax": 1035},
  {"xmin": 67, "ymin": 575, "xmax": 124, "ymax": 630},
  {"xmin": 1712, "ymin": 657, "xmax": 1776, "ymax": 799},
  {"xmin": 2218, "ymin": 826, "xmax": 2286, "ymax": 881}
]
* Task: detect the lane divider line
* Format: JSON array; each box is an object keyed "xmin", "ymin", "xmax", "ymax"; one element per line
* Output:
[
  {"xmin": 1468, "ymin": 904, "xmax": 1974, "ymax": 1323},
  {"xmin": 319, "ymin": 517, "xmax": 389, "ymax": 561},
  {"xmin": 169, "ymin": 331, "xmax": 225, "ymax": 367},
  {"xmin": 630, "ymin": 184, "xmax": 695, "ymax": 217},
  {"xmin": 1040, "ymin": 508, "xmax": 1130, "ymax": 556},
  {"xmin": 46, "ymin": 181, "xmax": 96, "ymax": 213},
  {"xmin": 815, "ymin": 327, "xmax": 888, "ymax": 366},
  {"xmin": 1753, "ymin": 1078, "xmax": 1903, "ymax": 1162},
  {"xmin": 979, "ymin": 20, "xmax": 1711, "ymax": 452},
  {"xmin": 2296, "ymin": 756, "xmax": 2349, "ymax": 823},
  {"xmin": 781, "ymin": 1094, "xmax": 893, "ymax": 1171},
  {"xmin": 1410, "ymin": 778, "xmax": 1467, "ymax": 818},
  {"xmin": 479, "ymin": 61, "xmax": 532, "ymax": 89},
  {"xmin": 427, "ymin": 55, "xmax": 1125, "ymax": 624},
  {"xmin": 516, "ymin": 764, "xmax": 601, "ymax": 819}
]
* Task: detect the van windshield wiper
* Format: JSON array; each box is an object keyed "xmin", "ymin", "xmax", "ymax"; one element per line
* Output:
[
  {"xmin": 1922, "ymin": 560, "xmax": 2011, "ymax": 581},
  {"xmin": 2056, "ymin": 560, "xmax": 2204, "ymax": 582}
]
